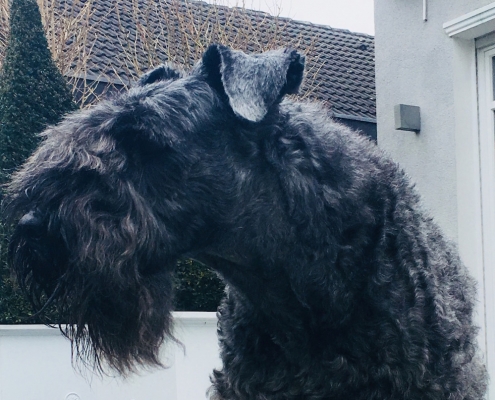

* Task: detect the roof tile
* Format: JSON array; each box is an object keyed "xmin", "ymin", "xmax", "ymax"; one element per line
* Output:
[{"xmin": 61, "ymin": 0, "xmax": 375, "ymax": 119}]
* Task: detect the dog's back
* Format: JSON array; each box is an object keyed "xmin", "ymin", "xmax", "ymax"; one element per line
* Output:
[{"xmin": 205, "ymin": 99, "xmax": 487, "ymax": 399}]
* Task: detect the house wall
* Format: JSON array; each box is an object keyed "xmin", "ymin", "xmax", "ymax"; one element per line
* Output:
[
  {"xmin": 375, "ymin": 1, "xmax": 495, "ymax": 394},
  {"xmin": 374, "ymin": 0, "xmax": 492, "ymax": 242}
]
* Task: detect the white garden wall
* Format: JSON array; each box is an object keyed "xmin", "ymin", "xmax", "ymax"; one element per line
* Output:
[{"xmin": 0, "ymin": 312, "xmax": 220, "ymax": 400}]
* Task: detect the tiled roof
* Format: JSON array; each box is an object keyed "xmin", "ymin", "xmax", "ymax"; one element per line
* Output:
[{"xmin": 63, "ymin": 0, "xmax": 375, "ymax": 120}]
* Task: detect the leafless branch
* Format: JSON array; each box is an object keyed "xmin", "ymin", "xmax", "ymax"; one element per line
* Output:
[{"xmin": 0, "ymin": 0, "xmax": 322, "ymax": 106}]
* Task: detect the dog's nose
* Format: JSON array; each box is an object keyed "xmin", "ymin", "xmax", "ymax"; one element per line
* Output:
[{"xmin": 18, "ymin": 210, "xmax": 42, "ymax": 228}]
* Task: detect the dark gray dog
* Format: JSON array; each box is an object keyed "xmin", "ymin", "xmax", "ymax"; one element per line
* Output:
[{"xmin": 5, "ymin": 45, "xmax": 487, "ymax": 399}]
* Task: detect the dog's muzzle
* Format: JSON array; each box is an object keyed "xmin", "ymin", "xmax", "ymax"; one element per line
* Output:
[{"xmin": 18, "ymin": 209, "xmax": 43, "ymax": 231}]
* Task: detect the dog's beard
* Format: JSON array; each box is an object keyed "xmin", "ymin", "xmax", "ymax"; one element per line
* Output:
[{"xmin": 9, "ymin": 218, "xmax": 178, "ymax": 375}]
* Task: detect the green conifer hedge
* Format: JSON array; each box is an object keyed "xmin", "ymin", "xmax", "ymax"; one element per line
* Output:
[
  {"xmin": 0, "ymin": 0, "xmax": 76, "ymax": 324},
  {"xmin": 0, "ymin": 0, "xmax": 76, "ymax": 183},
  {"xmin": 174, "ymin": 259, "xmax": 225, "ymax": 312}
]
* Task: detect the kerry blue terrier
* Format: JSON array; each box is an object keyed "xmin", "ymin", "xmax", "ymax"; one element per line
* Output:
[{"xmin": 5, "ymin": 45, "xmax": 487, "ymax": 399}]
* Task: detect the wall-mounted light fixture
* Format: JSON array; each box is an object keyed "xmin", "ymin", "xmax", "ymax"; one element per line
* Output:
[{"xmin": 394, "ymin": 104, "xmax": 421, "ymax": 132}]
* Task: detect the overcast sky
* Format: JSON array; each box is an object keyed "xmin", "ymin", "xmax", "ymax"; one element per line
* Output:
[{"xmin": 204, "ymin": 0, "xmax": 375, "ymax": 35}]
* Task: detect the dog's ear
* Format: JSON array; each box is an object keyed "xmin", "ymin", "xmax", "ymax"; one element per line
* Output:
[
  {"xmin": 202, "ymin": 44, "xmax": 305, "ymax": 122},
  {"xmin": 136, "ymin": 64, "xmax": 182, "ymax": 86}
]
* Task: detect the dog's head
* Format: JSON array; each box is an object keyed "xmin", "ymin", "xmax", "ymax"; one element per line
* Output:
[{"xmin": 5, "ymin": 44, "xmax": 305, "ymax": 374}]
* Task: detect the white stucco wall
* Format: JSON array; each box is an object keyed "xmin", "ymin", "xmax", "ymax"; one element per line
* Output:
[
  {"xmin": 375, "ymin": 3, "xmax": 495, "ymax": 396},
  {"xmin": 0, "ymin": 312, "xmax": 220, "ymax": 400},
  {"xmin": 374, "ymin": 0, "xmax": 493, "ymax": 241}
]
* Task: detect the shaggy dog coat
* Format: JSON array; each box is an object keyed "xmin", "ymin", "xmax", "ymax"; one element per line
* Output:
[{"xmin": 6, "ymin": 45, "xmax": 487, "ymax": 399}]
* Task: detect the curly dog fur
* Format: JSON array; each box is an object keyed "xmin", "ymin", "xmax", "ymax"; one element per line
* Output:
[{"xmin": 5, "ymin": 45, "xmax": 487, "ymax": 399}]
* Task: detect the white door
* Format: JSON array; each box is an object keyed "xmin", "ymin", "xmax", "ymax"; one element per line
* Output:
[{"xmin": 476, "ymin": 42, "xmax": 495, "ymax": 392}]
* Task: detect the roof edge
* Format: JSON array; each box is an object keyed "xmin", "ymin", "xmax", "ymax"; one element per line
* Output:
[
  {"xmin": 192, "ymin": 0, "xmax": 375, "ymax": 38},
  {"xmin": 333, "ymin": 113, "xmax": 376, "ymax": 124},
  {"xmin": 65, "ymin": 76, "xmax": 377, "ymax": 122}
]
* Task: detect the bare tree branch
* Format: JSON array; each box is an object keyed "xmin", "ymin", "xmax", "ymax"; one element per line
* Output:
[{"xmin": 0, "ymin": 0, "xmax": 322, "ymax": 106}]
